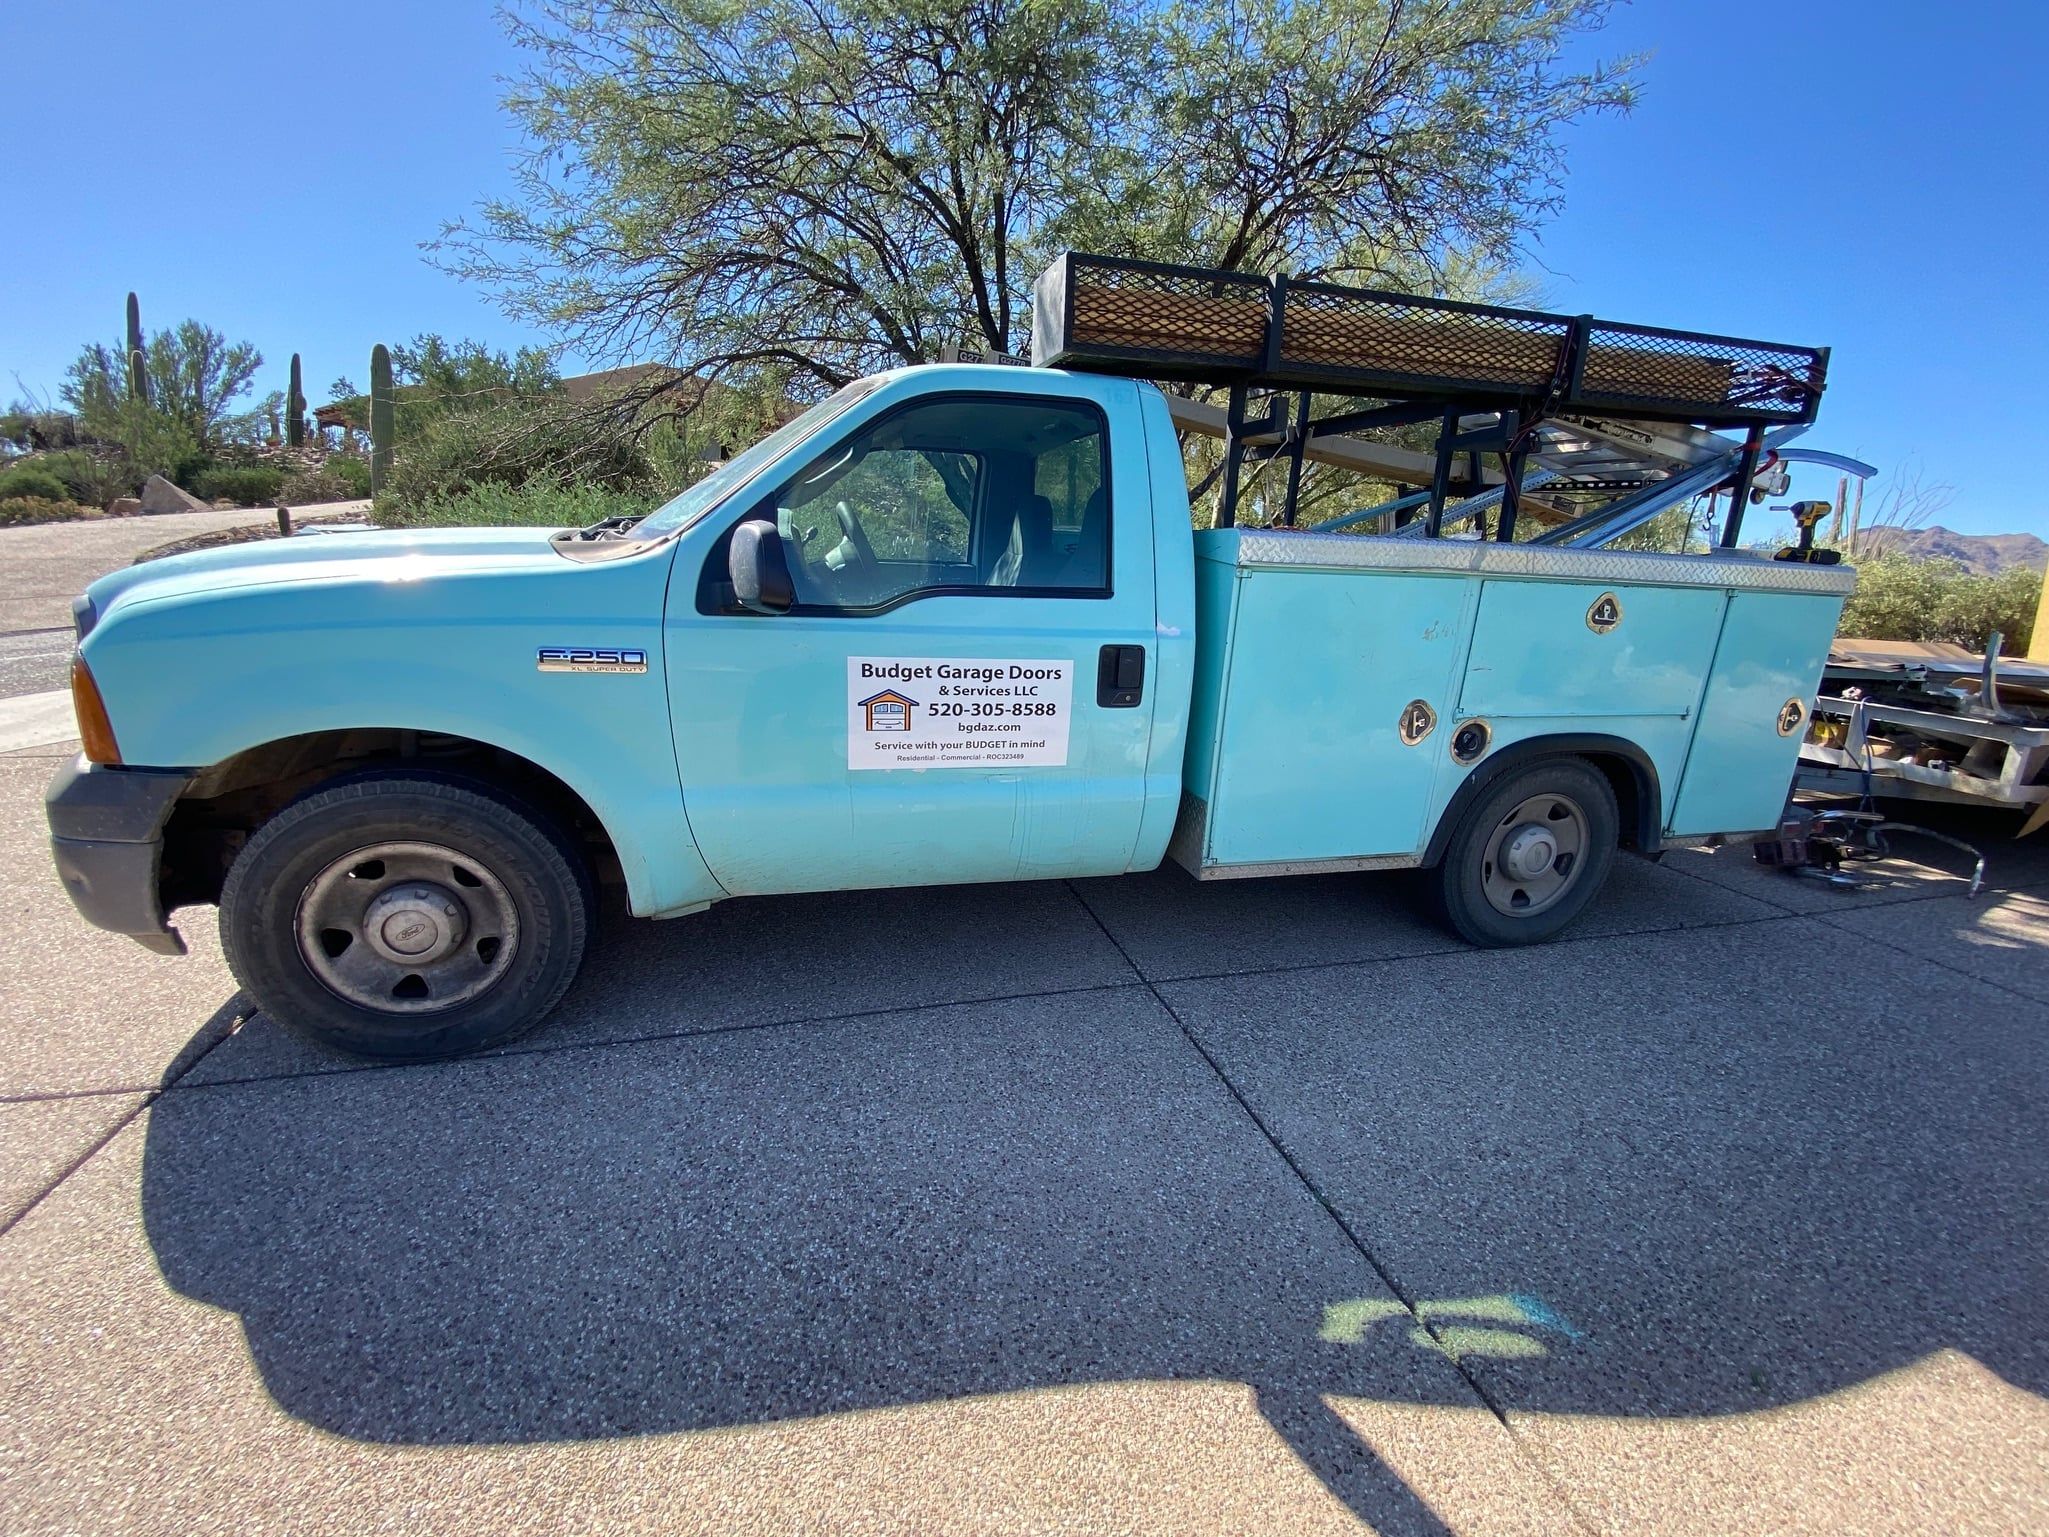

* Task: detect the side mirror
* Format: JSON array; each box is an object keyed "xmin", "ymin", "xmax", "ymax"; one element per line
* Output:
[{"xmin": 729, "ymin": 519, "xmax": 796, "ymax": 615}]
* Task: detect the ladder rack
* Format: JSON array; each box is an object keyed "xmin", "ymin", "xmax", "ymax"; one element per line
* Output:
[{"xmin": 1029, "ymin": 251, "xmax": 1832, "ymax": 543}]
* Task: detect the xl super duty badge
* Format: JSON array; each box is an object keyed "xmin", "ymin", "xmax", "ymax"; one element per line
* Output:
[{"xmin": 537, "ymin": 646, "xmax": 648, "ymax": 674}]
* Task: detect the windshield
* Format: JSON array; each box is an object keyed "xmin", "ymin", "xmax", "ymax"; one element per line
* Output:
[{"xmin": 633, "ymin": 377, "xmax": 884, "ymax": 539}]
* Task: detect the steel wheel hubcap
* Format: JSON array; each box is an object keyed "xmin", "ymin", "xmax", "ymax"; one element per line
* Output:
[
  {"xmin": 1481, "ymin": 793, "xmax": 1588, "ymax": 917},
  {"xmin": 295, "ymin": 840, "xmax": 519, "ymax": 1015}
]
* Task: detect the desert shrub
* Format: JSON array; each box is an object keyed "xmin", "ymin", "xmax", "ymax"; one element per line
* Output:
[
  {"xmin": 1839, "ymin": 552, "xmax": 2040, "ymax": 653},
  {"xmin": 0, "ymin": 464, "xmax": 70, "ymax": 502},
  {"xmin": 277, "ymin": 467, "xmax": 352, "ymax": 505},
  {"xmin": 379, "ymin": 394, "xmax": 656, "ymax": 513},
  {"xmin": 326, "ymin": 454, "xmax": 372, "ymax": 498},
  {"xmin": 0, "ymin": 495, "xmax": 95, "ymax": 526},
  {"xmin": 376, "ymin": 480, "xmax": 659, "ymax": 529},
  {"xmin": 1, "ymin": 406, "xmax": 85, "ymax": 453},
  {"xmin": 187, "ymin": 464, "xmax": 285, "ymax": 505},
  {"xmin": 32, "ymin": 448, "xmax": 139, "ymax": 509}
]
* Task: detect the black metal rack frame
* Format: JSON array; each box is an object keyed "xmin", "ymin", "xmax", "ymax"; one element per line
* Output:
[{"xmin": 1029, "ymin": 252, "xmax": 1831, "ymax": 543}]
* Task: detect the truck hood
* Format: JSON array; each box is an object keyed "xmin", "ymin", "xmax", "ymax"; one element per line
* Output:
[{"xmin": 81, "ymin": 525, "xmax": 573, "ymax": 626}]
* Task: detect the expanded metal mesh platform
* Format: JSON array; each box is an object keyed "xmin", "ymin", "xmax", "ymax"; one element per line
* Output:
[{"xmin": 1032, "ymin": 252, "xmax": 1828, "ymax": 426}]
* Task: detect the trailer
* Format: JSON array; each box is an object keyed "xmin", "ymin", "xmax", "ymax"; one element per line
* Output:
[{"xmin": 1796, "ymin": 638, "xmax": 2049, "ymax": 835}]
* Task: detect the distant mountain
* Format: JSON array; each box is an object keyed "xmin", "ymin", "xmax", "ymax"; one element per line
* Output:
[{"xmin": 1856, "ymin": 524, "xmax": 2048, "ymax": 575}]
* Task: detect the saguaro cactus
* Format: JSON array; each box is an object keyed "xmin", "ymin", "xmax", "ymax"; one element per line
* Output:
[
  {"xmin": 368, "ymin": 343, "xmax": 395, "ymax": 497},
  {"xmin": 286, "ymin": 353, "xmax": 305, "ymax": 448},
  {"xmin": 125, "ymin": 292, "xmax": 148, "ymax": 403}
]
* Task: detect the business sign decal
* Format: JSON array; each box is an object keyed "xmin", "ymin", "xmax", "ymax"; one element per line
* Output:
[{"xmin": 847, "ymin": 657, "xmax": 1073, "ymax": 770}]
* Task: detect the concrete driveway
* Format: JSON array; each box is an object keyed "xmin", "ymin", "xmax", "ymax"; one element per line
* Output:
[{"xmin": 2, "ymin": 728, "xmax": 2043, "ymax": 1534}]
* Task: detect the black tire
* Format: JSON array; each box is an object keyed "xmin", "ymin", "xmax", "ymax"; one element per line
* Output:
[
  {"xmin": 220, "ymin": 772, "xmax": 593, "ymax": 1060},
  {"xmin": 1430, "ymin": 757, "xmax": 1618, "ymax": 947}
]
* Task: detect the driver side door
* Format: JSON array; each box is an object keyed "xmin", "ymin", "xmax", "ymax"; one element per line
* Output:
[{"xmin": 664, "ymin": 379, "xmax": 1159, "ymax": 897}]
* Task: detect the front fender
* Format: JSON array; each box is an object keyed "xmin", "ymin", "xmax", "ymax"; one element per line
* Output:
[{"xmin": 80, "ymin": 547, "xmax": 721, "ymax": 917}]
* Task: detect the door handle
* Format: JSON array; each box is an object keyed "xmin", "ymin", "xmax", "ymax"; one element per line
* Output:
[{"xmin": 1097, "ymin": 645, "xmax": 1145, "ymax": 708}]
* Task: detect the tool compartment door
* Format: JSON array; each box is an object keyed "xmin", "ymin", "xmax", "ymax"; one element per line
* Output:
[
  {"xmin": 1458, "ymin": 579, "xmax": 1724, "ymax": 721},
  {"xmin": 1670, "ymin": 591, "xmax": 1843, "ymax": 837},
  {"xmin": 1203, "ymin": 565, "xmax": 1470, "ymax": 865}
]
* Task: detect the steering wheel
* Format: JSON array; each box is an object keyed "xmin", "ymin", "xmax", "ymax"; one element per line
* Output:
[{"xmin": 833, "ymin": 499, "xmax": 881, "ymax": 581}]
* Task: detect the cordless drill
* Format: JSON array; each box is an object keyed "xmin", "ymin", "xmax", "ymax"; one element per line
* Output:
[{"xmin": 1772, "ymin": 500, "xmax": 1840, "ymax": 564}]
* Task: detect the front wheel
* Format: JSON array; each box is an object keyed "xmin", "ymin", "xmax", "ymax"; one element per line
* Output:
[
  {"xmin": 1430, "ymin": 758, "xmax": 1618, "ymax": 947},
  {"xmin": 220, "ymin": 773, "xmax": 593, "ymax": 1060}
]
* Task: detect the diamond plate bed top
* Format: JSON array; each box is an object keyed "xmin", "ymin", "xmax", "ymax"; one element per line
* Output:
[{"xmin": 1213, "ymin": 530, "xmax": 1858, "ymax": 596}]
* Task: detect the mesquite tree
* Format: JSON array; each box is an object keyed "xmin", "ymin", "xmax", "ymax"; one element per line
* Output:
[{"xmin": 440, "ymin": 0, "xmax": 1634, "ymax": 403}]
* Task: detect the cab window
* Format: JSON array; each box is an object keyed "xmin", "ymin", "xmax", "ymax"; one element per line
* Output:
[{"xmin": 708, "ymin": 395, "xmax": 1111, "ymax": 614}]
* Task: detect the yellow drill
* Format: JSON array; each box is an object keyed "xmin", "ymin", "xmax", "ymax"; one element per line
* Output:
[{"xmin": 1772, "ymin": 500, "xmax": 1838, "ymax": 564}]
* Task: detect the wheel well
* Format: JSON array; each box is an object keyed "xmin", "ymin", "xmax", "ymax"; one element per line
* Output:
[
  {"xmin": 1421, "ymin": 735, "xmax": 1663, "ymax": 868},
  {"xmin": 159, "ymin": 729, "xmax": 623, "ymax": 909},
  {"xmin": 1583, "ymin": 753, "xmax": 1651, "ymax": 850}
]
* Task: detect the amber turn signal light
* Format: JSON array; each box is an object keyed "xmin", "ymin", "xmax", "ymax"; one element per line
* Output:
[{"xmin": 70, "ymin": 654, "xmax": 122, "ymax": 765}]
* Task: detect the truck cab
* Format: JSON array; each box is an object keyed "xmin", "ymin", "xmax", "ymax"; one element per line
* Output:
[{"xmin": 47, "ymin": 253, "xmax": 1856, "ymax": 1060}]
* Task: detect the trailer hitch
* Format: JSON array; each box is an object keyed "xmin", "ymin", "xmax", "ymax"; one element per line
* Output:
[{"xmin": 1755, "ymin": 805, "xmax": 1985, "ymax": 897}]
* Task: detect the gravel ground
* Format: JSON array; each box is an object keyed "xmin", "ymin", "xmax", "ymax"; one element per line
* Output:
[
  {"xmin": 1, "ymin": 749, "xmax": 2043, "ymax": 1535},
  {"xmin": 0, "ymin": 629, "xmax": 72, "ymax": 701},
  {"xmin": 0, "ymin": 502, "xmax": 368, "ymax": 634}
]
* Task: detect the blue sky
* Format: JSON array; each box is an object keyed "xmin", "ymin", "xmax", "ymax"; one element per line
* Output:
[{"xmin": 2, "ymin": 1, "xmax": 2042, "ymax": 535}]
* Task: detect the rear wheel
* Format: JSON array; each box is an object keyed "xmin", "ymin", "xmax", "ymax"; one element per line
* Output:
[
  {"xmin": 220, "ymin": 773, "xmax": 592, "ymax": 1060},
  {"xmin": 1431, "ymin": 758, "xmax": 1617, "ymax": 947}
]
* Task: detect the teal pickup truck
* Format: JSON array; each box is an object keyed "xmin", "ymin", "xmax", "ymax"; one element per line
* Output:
[{"xmin": 48, "ymin": 254, "xmax": 1856, "ymax": 1059}]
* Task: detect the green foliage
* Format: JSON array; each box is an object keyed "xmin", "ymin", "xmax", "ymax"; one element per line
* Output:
[
  {"xmin": 388, "ymin": 334, "xmax": 558, "ymax": 425},
  {"xmin": 325, "ymin": 455, "xmax": 372, "ymax": 498},
  {"xmin": 59, "ymin": 395, "xmax": 202, "ymax": 488},
  {"xmin": 187, "ymin": 464, "xmax": 286, "ymax": 505},
  {"xmin": 65, "ymin": 319, "xmax": 262, "ymax": 448},
  {"xmin": 376, "ymin": 480, "xmax": 660, "ymax": 529},
  {"xmin": 33, "ymin": 449, "xmax": 137, "ymax": 509},
  {"xmin": 0, "ymin": 404, "xmax": 84, "ymax": 454},
  {"xmin": 369, "ymin": 344, "xmax": 395, "ymax": 496},
  {"xmin": 0, "ymin": 495, "xmax": 95, "ymax": 527},
  {"xmin": 379, "ymin": 391, "xmax": 653, "ymax": 510},
  {"xmin": 441, "ymin": 0, "xmax": 1632, "ymax": 390},
  {"xmin": 327, "ymin": 337, "xmax": 563, "ymax": 435},
  {"xmin": 1838, "ymin": 553, "xmax": 2041, "ymax": 653},
  {"xmin": 0, "ymin": 464, "xmax": 70, "ymax": 502}
]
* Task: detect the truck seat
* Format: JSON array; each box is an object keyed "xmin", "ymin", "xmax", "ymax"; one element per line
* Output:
[
  {"xmin": 991, "ymin": 494, "xmax": 1056, "ymax": 586},
  {"xmin": 1056, "ymin": 487, "xmax": 1108, "ymax": 589}
]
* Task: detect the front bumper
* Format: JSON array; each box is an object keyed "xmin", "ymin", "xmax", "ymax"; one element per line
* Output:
[{"xmin": 46, "ymin": 757, "xmax": 195, "ymax": 956}]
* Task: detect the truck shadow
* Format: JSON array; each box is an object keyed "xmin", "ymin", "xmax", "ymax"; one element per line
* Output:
[{"xmin": 136, "ymin": 866, "xmax": 2046, "ymax": 1529}]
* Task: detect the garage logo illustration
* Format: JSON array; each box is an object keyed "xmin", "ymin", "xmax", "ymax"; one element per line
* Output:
[{"xmin": 858, "ymin": 688, "xmax": 917, "ymax": 732}]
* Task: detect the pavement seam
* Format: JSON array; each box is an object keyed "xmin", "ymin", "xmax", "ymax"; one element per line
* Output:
[
  {"xmin": 0, "ymin": 1082, "xmax": 166, "ymax": 1106},
  {"xmin": 149, "ymin": 892, "xmax": 1808, "ymax": 1095},
  {"xmin": 119, "ymin": 864, "xmax": 2049, "ymax": 1099},
  {"xmin": 159, "ymin": 976, "xmax": 1156, "ymax": 1094},
  {"xmin": 1141, "ymin": 902, "xmax": 1795, "ymax": 989},
  {"xmin": 1656, "ymin": 853, "xmax": 1805, "ymax": 914},
  {"xmin": 0, "ymin": 1093, "xmax": 153, "ymax": 1241},
  {"xmin": 0, "ymin": 1000, "xmax": 251, "ymax": 1236},
  {"xmin": 1661, "ymin": 846, "xmax": 2049, "ymax": 915},
  {"xmin": 1806, "ymin": 906, "xmax": 2049, "ymax": 1009},
  {"xmin": 1061, "ymin": 879, "xmax": 1608, "ymax": 1537}
]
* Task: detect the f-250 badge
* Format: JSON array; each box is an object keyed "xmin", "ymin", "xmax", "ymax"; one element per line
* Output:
[{"xmin": 537, "ymin": 646, "xmax": 648, "ymax": 674}]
